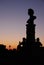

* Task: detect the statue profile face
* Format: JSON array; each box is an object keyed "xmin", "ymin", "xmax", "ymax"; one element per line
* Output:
[{"xmin": 28, "ymin": 8, "xmax": 34, "ymax": 16}]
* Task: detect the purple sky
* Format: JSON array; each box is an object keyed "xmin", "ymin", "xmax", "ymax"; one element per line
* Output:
[{"xmin": 0, "ymin": 0, "xmax": 44, "ymax": 49}]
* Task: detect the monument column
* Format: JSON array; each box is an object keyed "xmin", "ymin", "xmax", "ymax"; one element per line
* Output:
[{"xmin": 26, "ymin": 9, "xmax": 36, "ymax": 47}]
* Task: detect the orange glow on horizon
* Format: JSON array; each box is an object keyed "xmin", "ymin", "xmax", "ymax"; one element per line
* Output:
[
  {"xmin": 0, "ymin": 37, "xmax": 44, "ymax": 50},
  {"xmin": 0, "ymin": 40, "xmax": 19, "ymax": 49}
]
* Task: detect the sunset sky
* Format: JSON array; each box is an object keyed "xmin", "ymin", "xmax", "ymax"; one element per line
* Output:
[{"xmin": 0, "ymin": 0, "xmax": 44, "ymax": 49}]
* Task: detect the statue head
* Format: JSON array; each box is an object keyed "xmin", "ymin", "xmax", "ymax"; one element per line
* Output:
[
  {"xmin": 28, "ymin": 8, "xmax": 34, "ymax": 16},
  {"xmin": 36, "ymin": 38, "xmax": 40, "ymax": 42}
]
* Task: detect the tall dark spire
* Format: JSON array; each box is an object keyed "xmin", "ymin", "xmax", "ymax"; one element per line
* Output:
[{"xmin": 26, "ymin": 9, "xmax": 36, "ymax": 46}]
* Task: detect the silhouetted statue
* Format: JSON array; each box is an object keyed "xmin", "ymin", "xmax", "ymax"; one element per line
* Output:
[
  {"xmin": 35, "ymin": 38, "xmax": 42, "ymax": 47},
  {"xmin": 17, "ymin": 37, "xmax": 26, "ymax": 51},
  {"xmin": 26, "ymin": 9, "xmax": 36, "ymax": 49},
  {"xmin": 27, "ymin": 8, "xmax": 36, "ymax": 23}
]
